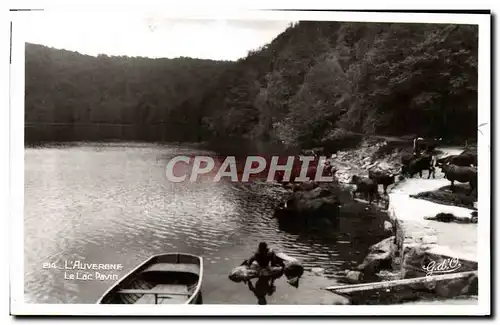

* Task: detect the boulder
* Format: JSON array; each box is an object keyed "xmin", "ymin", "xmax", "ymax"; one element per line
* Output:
[
  {"xmin": 384, "ymin": 220, "xmax": 394, "ymax": 233},
  {"xmin": 275, "ymin": 252, "xmax": 305, "ymax": 287},
  {"xmin": 228, "ymin": 262, "xmax": 283, "ymax": 282},
  {"xmin": 344, "ymin": 270, "xmax": 364, "ymax": 283},
  {"xmin": 279, "ymin": 186, "xmax": 340, "ymax": 216},
  {"xmin": 274, "ymin": 186, "xmax": 343, "ymax": 231},
  {"xmin": 228, "ymin": 252, "xmax": 304, "ymax": 285},
  {"xmin": 311, "ymin": 267, "xmax": 325, "ymax": 275},
  {"xmin": 434, "ymin": 274, "xmax": 478, "ymax": 298},
  {"xmin": 357, "ymin": 236, "xmax": 396, "ymax": 277},
  {"xmin": 377, "ymin": 161, "xmax": 392, "ymax": 171},
  {"xmin": 292, "ymin": 181, "xmax": 319, "ymax": 192},
  {"xmin": 376, "ymin": 270, "xmax": 401, "ymax": 281}
]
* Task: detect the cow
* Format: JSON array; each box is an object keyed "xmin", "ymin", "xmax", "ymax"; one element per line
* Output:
[
  {"xmin": 440, "ymin": 163, "xmax": 477, "ymax": 195},
  {"xmin": 458, "ymin": 146, "xmax": 477, "ymax": 166},
  {"xmin": 350, "ymin": 175, "xmax": 379, "ymax": 204},
  {"xmin": 368, "ymin": 170, "xmax": 396, "ymax": 195},
  {"xmin": 413, "ymin": 137, "xmax": 442, "ymax": 154},
  {"xmin": 454, "ymin": 152, "xmax": 478, "ymax": 167},
  {"xmin": 401, "ymin": 151, "xmax": 418, "ymax": 167},
  {"xmin": 462, "ymin": 146, "xmax": 477, "ymax": 155},
  {"xmin": 437, "ymin": 153, "xmax": 477, "ymax": 168},
  {"xmin": 403, "ymin": 153, "xmax": 436, "ymax": 179}
]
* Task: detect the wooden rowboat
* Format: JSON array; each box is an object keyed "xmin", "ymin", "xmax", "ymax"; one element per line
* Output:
[{"xmin": 97, "ymin": 253, "xmax": 203, "ymax": 304}]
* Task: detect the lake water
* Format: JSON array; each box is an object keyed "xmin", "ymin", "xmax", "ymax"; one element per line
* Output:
[{"xmin": 24, "ymin": 142, "xmax": 388, "ymax": 305}]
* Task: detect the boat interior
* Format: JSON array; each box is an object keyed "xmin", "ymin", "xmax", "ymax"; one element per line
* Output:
[{"xmin": 100, "ymin": 254, "xmax": 201, "ymax": 304}]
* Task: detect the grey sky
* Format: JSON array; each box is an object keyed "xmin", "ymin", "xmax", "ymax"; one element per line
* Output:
[{"xmin": 25, "ymin": 17, "xmax": 294, "ymax": 60}]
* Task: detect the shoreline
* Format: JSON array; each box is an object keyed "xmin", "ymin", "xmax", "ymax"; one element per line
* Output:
[{"xmin": 275, "ymin": 139, "xmax": 478, "ymax": 305}]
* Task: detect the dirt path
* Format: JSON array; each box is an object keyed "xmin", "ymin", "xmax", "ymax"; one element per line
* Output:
[{"xmin": 387, "ymin": 146, "xmax": 477, "ymax": 264}]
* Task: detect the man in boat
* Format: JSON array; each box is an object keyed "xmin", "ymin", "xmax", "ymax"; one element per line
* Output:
[{"xmin": 245, "ymin": 242, "xmax": 285, "ymax": 286}]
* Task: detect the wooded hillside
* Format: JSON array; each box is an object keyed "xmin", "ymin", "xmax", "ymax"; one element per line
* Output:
[{"xmin": 25, "ymin": 21, "xmax": 478, "ymax": 146}]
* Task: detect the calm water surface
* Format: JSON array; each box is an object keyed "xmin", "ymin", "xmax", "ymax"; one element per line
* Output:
[{"xmin": 24, "ymin": 143, "xmax": 388, "ymax": 304}]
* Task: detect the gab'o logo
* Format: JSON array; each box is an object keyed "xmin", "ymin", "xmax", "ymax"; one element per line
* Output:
[{"xmin": 422, "ymin": 257, "xmax": 462, "ymax": 277}]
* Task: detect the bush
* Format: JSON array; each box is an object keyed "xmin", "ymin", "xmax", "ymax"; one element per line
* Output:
[{"xmin": 371, "ymin": 139, "xmax": 413, "ymax": 160}]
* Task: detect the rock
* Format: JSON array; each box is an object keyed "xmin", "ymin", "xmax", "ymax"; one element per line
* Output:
[
  {"xmin": 311, "ymin": 267, "xmax": 325, "ymax": 275},
  {"xmin": 435, "ymin": 277, "xmax": 474, "ymax": 298},
  {"xmin": 228, "ymin": 263, "xmax": 283, "ymax": 282},
  {"xmin": 377, "ymin": 162, "xmax": 392, "ymax": 171},
  {"xmin": 471, "ymin": 211, "xmax": 478, "ymax": 223},
  {"xmin": 358, "ymin": 236, "xmax": 396, "ymax": 277},
  {"xmin": 420, "ymin": 244, "xmax": 435, "ymax": 251},
  {"xmin": 276, "ymin": 252, "xmax": 305, "ymax": 287},
  {"xmin": 292, "ymin": 182, "xmax": 318, "ymax": 192},
  {"xmin": 384, "ymin": 220, "xmax": 393, "ymax": 232},
  {"xmin": 344, "ymin": 270, "xmax": 363, "ymax": 283},
  {"xmin": 274, "ymin": 187, "xmax": 342, "ymax": 226},
  {"xmin": 376, "ymin": 270, "xmax": 401, "ymax": 281},
  {"xmin": 461, "ymin": 274, "xmax": 478, "ymax": 295},
  {"xmin": 366, "ymin": 163, "xmax": 376, "ymax": 170},
  {"xmin": 229, "ymin": 253, "xmax": 305, "ymax": 287},
  {"xmin": 289, "ymin": 186, "xmax": 332, "ymax": 202}
]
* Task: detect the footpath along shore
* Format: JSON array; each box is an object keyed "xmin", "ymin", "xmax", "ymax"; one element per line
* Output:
[{"xmin": 385, "ymin": 148, "xmax": 478, "ymax": 302}]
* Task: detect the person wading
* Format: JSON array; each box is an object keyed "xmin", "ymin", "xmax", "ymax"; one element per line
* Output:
[{"xmin": 245, "ymin": 242, "xmax": 284, "ymax": 285}]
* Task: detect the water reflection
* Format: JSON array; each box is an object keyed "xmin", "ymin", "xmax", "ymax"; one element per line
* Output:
[{"xmin": 246, "ymin": 277, "xmax": 276, "ymax": 305}]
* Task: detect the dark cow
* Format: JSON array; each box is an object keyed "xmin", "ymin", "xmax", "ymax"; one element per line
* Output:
[
  {"xmin": 455, "ymin": 152, "xmax": 478, "ymax": 167},
  {"xmin": 437, "ymin": 155, "xmax": 454, "ymax": 167},
  {"xmin": 437, "ymin": 153, "xmax": 477, "ymax": 168},
  {"xmin": 350, "ymin": 175, "xmax": 379, "ymax": 204},
  {"xmin": 368, "ymin": 170, "xmax": 396, "ymax": 195},
  {"xmin": 461, "ymin": 146, "xmax": 477, "ymax": 155},
  {"xmin": 440, "ymin": 163, "xmax": 477, "ymax": 195},
  {"xmin": 413, "ymin": 137, "xmax": 442, "ymax": 154},
  {"xmin": 403, "ymin": 153, "xmax": 436, "ymax": 179},
  {"xmin": 400, "ymin": 152, "xmax": 418, "ymax": 176},
  {"xmin": 401, "ymin": 152, "xmax": 418, "ymax": 167}
]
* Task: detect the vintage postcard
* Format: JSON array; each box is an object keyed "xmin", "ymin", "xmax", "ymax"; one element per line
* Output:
[{"xmin": 9, "ymin": 6, "xmax": 491, "ymax": 316}]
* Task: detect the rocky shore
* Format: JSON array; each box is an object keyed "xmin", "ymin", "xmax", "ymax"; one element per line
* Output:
[{"xmin": 273, "ymin": 137, "xmax": 478, "ymax": 304}]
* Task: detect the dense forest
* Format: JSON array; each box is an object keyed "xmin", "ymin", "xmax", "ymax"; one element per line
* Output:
[
  {"xmin": 25, "ymin": 42, "xmax": 231, "ymax": 142},
  {"xmin": 25, "ymin": 21, "xmax": 478, "ymax": 148}
]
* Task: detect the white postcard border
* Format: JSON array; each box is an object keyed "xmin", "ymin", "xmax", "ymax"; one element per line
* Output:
[{"xmin": 9, "ymin": 8, "xmax": 491, "ymax": 316}]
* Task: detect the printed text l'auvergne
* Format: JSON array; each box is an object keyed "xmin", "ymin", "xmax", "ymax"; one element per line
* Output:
[{"xmin": 62, "ymin": 260, "xmax": 123, "ymax": 270}]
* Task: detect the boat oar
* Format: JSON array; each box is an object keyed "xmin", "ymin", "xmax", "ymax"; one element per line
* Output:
[{"xmin": 325, "ymin": 271, "xmax": 477, "ymax": 294}]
